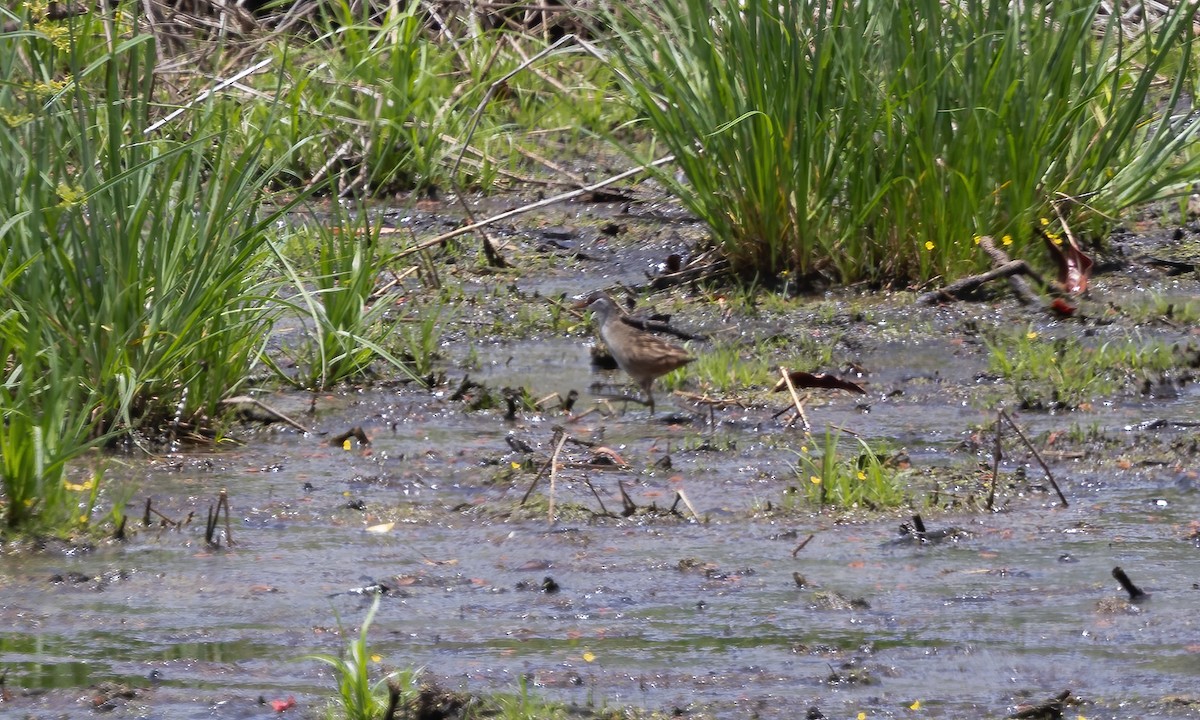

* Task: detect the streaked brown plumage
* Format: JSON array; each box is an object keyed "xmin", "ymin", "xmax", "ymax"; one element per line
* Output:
[{"xmin": 586, "ymin": 295, "xmax": 694, "ymax": 414}]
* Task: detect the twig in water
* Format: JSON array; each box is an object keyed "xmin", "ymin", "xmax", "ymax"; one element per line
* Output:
[
  {"xmin": 1000, "ymin": 409, "xmax": 1068, "ymax": 508},
  {"xmin": 144, "ymin": 498, "xmax": 180, "ymax": 528},
  {"xmin": 384, "ymin": 679, "xmax": 402, "ymax": 720},
  {"xmin": 520, "ymin": 428, "xmax": 562, "ymax": 505},
  {"xmin": 219, "ymin": 488, "xmax": 233, "ymax": 547},
  {"xmin": 791, "ymin": 533, "xmax": 815, "ymax": 558},
  {"xmin": 988, "ymin": 412, "xmax": 1002, "ymax": 511},
  {"xmin": 1112, "ymin": 566, "xmax": 1148, "ymax": 602},
  {"xmin": 222, "ymin": 396, "xmax": 316, "ymax": 434},
  {"xmin": 777, "ymin": 366, "xmax": 811, "ymax": 431},
  {"xmin": 674, "ymin": 489, "xmax": 701, "ymax": 522},
  {"xmin": 617, "ymin": 481, "xmax": 637, "ymax": 516},
  {"xmin": 546, "ymin": 430, "xmax": 569, "ymax": 525},
  {"xmin": 581, "ymin": 475, "xmax": 611, "ymax": 517}
]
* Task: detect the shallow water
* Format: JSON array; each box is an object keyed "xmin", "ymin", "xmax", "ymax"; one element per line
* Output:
[{"xmin": 3, "ymin": 205, "xmax": 1200, "ymax": 719}]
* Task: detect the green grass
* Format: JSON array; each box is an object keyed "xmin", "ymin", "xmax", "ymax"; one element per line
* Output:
[
  {"xmin": 793, "ymin": 429, "xmax": 907, "ymax": 510},
  {"xmin": 267, "ymin": 200, "xmax": 435, "ymax": 389},
  {"xmin": 309, "ymin": 595, "xmax": 418, "ymax": 720},
  {"xmin": 986, "ymin": 328, "xmax": 1189, "ymax": 409},
  {"xmin": 607, "ymin": 0, "xmax": 1200, "ymax": 284},
  {"xmin": 0, "ymin": 6, "xmax": 305, "ymax": 530},
  {"xmin": 310, "ymin": 595, "xmax": 574, "ymax": 720}
]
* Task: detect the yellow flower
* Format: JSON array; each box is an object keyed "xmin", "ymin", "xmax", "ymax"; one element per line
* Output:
[
  {"xmin": 857, "ymin": 471, "xmax": 866, "ymax": 481},
  {"xmin": 64, "ymin": 479, "xmax": 95, "ymax": 492},
  {"xmin": 30, "ymin": 77, "xmax": 70, "ymax": 98},
  {"xmin": 809, "ymin": 475, "xmax": 821, "ymax": 485},
  {"xmin": 1, "ymin": 111, "xmax": 36, "ymax": 128},
  {"xmin": 1002, "ymin": 235, "xmax": 1013, "ymax": 246},
  {"xmin": 370, "ymin": 653, "xmax": 382, "ymax": 662},
  {"xmin": 910, "ymin": 700, "xmax": 921, "ymax": 710},
  {"xmin": 1026, "ymin": 331, "xmax": 1038, "ymax": 340},
  {"xmin": 56, "ymin": 182, "xmax": 85, "ymax": 208},
  {"xmin": 858, "ymin": 713, "xmax": 868, "ymax": 720},
  {"xmin": 924, "ymin": 241, "xmax": 935, "ymax": 251},
  {"xmin": 39, "ymin": 23, "xmax": 71, "ymax": 51},
  {"xmin": 973, "ymin": 235, "xmax": 982, "ymax": 245},
  {"xmin": 583, "ymin": 651, "xmax": 596, "ymax": 662}
]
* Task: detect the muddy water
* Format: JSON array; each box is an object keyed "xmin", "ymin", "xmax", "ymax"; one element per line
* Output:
[{"xmin": 3, "ymin": 207, "xmax": 1200, "ymax": 719}]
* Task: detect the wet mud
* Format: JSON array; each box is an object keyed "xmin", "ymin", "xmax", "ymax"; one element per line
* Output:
[{"xmin": 2, "ymin": 199, "xmax": 1200, "ymax": 719}]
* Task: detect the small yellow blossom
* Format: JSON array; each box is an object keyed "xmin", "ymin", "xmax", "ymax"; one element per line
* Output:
[
  {"xmin": 64, "ymin": 479, "xmax": 95, "ymax": 492},
  {"xmin": 2, "ymin": 111, "xmax": 36, "ymax": 128},
  {"xmin": 30, "ymin": 77, "xmax": 70, "ymax": 98},
  {"xmin": 973, "ymin": 236, "xmax": 982, "ymax": 245},
  {"xmin": 924, "ymin": 241, "xmax": 935, "ymax": 251},
  {"xmin": 583, "ymin": 651, "xmax": 596, "ymax": 662},
  {"xmin": 910, "ymin": 699, "xmax": 921, "ymax": 710},
  {"xmin": 56, "ymin": 182, "xmax": 85, "ymax": 207},
  {"xmin": 1040, "ymin": 217, "xmax": 1050, "ymax": 225},
  {"xmin": 511, "ymin": 461, "xmax": 520, "ymax": 469},
  {"xmin": 857, "ymin": 471, "xmax": 866, "ymax": 481},
  {"xmin": 800, "ymin": 446, "xmax": 808, "ymax": 454},
  {"xmin": 1026, "ymin": 331, "xmax": 1038, "ymax": 340},
  {"xmin": 809, "ymin": 475, "xmax": 821, "ymax": 485},
  {"xmin": 370, "ymin": 653, "xmax": 382, "ymax": 662},
  {"xmin": 39, "ymin": 23, "xmax": 71, "ymax": 51},
  {"xmin": 1002, "ymin": 235, "xmax": 1013, "ymax": 246},
  {"xmin": 27, "ymin": 0, "xmax": 50, "ymax": 21},
  {"xmin": 342, "ymin": 438, "xmax": 352, "ymax": 450},
  {"xmin": 858, "ymin": 713, "xmax": 868, "ymax": 720}
]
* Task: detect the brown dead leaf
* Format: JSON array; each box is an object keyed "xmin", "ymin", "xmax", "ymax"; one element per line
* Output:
[
  {"xmin": 771, "ymin": 371, "xmax": 867, "ymax": 395},
  {"xmin": 1038, "ymin": 225, "xmax": 1093, "ymax": 294}
]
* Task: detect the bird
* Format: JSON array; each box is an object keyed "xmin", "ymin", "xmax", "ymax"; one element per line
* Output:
[{"xmin": 583, "ymin": 294, "xmax": 695, "ymax": 415}]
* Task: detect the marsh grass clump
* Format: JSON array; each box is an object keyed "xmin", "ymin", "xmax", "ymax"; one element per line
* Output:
[
  {"xmin": 268, "ymin": 201, "xmax": 441, "ymax": 389},
  {"xmin": 608, "ymin": 0, "xmax": 1200, "ymax": 285},
  {"xmin": 986, "ymin": 329, "xmax": 1189, "ymax": 410},
  {"xmin": 1, "ymin": 8, "xmax": 304, "ymax": 530},
  {"xmin": 791, "ymin": 429, "xmax": 908, "ymax": 510},
  {"xmin": 309, "ymin": 595, "xmax": 418, "ymax": 720},
  {"xmin": 310, "ymin": 595, "xmax": 572, "ymax": 720}
]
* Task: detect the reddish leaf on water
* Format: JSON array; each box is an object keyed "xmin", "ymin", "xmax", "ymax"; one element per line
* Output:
[
  {"xmin": 1049, "ymin": 297, "xmax": 1077, "ymax": 317},
  {"xmin": 1038, "ymin": 226, "xmax": 1093, "ymax": 294},
  {"xmin": 772, "ymin": 371, "xmax": 867, "ymax": 395},
  {"xmin": 270, "ymin": 697, "xmax": 296, "ymax": 712}
]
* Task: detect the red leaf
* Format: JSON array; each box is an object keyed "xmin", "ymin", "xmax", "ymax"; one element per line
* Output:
[
  {"xmin": 1038, "ymin": 227, "xmax": 1093, "ymax": 294},
  {"xmin": 271, "ymin": 697, "xmax": 296, "ymax": 712},
  {"xmin": 1049, "ymin": 298, "xmax": 1077, "ymax": 317}
]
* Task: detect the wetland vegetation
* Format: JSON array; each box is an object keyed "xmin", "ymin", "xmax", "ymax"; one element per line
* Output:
[{"xmin": 2, "ymin": 0, "xmax": 1200, "ymax": 717}]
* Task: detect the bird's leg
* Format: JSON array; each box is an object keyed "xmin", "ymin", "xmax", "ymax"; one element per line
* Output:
[{"xmin": 642, "ymin": 381, "xmax": 656, "ymax": 416}]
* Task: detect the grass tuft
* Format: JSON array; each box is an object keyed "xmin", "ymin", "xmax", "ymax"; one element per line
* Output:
[{"xmin": 607, "ymin": 0, "xmax": 1200, "ymax": 284}]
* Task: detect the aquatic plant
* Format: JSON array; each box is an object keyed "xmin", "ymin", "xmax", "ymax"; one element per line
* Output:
[
  {"xmin": 986, "ymin": 328, "xmax": 1187, "ymax": 410},
  {"xmin": 607, "ymin": 0, "xmax": 1200, "ymax": 285},
  {"xmin": 309, "ymin": 595, "xmax": 417, "ymax": 720},
  {"xmin": 267, "ymin": 199, "xmax": 428, "ymax": 389},
  {"xmin": 794, "ymin": 429, "xmax": 907, "ymax": 510},
  {"xmin": 0, "ymin": 312, "xmax": 109, "ymax": 531},
  {"xmin": 0, "ymin": 7, "xmax": 303, "ymax": 529}
]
